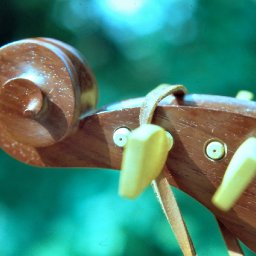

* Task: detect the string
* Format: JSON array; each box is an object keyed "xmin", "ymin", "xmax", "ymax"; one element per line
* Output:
[{"xmin": 139, "ymin": 84, "xmax": 196, "ymax": 256}]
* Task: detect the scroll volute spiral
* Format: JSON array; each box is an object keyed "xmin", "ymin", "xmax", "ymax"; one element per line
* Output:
[{"xmin": 0, "ymin": 38, "xmax": 97, "ymax": 147}]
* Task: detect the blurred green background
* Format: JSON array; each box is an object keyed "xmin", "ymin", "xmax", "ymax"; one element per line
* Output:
[{"xmin": 0, "ymin": 0, "xmax": 256, "ymax": 255}]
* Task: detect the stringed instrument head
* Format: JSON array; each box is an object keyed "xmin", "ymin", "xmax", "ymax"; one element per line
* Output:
[{"xmin": 0, "ymin": 38, "xmax": 255, "ymax": 253}]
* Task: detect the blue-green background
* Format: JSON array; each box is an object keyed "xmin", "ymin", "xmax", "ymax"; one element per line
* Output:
[{"xmin": 0, "ymin": 0, "xmax": 256, "ymax": 255}]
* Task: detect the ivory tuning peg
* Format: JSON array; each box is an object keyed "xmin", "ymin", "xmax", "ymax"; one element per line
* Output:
[
  {"xmin": 212, "ymin": 89, "xmax": 256, "ymax": 211},
  {"xmin": 119, "ymin": 124, "xmax": 174, "ymax": 198},
  {"xmin": 212, "ymin": 137, "xmax": 256, "ymax": 211},
  {"xmin": 236, "ymin": 90, "xmax": 254, "ymax": 101},
  {"xmin": 1, "ymin": 38, "xmax": 256, "ymax": 253},
  {"xmin": 0, "ymin": 38, "xmax": 97, "ymax": 147}
]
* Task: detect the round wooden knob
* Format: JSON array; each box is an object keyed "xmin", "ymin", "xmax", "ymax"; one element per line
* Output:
[
  {"xmin": 1, "ymin": 78, "xmax": 45, "ymax": 118},
  {"xmin": 0, "ymin": 38, "xmax": 97, "ymax": 147}
]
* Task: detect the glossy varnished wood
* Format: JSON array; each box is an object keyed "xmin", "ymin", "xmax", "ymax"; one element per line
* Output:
[
  {"xmin": 0, "ymin": 39, "xmax": 255, "ymax": 253},
  {"xmin": 0, "ymin": 38, "xmax": 97, "ymax": 147},
  {"xmin": 0, "ymin": 94, "xmax": 256, "ymax": 252}
]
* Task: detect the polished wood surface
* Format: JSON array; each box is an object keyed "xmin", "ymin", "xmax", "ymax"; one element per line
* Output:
[
  {"xmin": 0, "ymin": 39, "xmax": 255, "ymax": 252},
  {"xmin": 0, "ymin": 38, "xmax": 97, "ymax": 147}
]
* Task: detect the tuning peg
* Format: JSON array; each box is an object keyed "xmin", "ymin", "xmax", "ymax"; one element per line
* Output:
[
  {"xmin": 212, "ymin": 90, "xmax": 256, "ymax": 211},
  {"xmin": 236, "ymin": 90, "xmax": 254, "ymax": 101},
  {"xmin": 118, "ymin": 124, "xmax": 173, "ymax": 199},
  {"xmin": 212, "ymin": 137, "xmax": 256, "ymax": 211}
]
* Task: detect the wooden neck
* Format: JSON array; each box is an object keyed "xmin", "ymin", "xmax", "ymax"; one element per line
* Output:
[{"xmin": 1, "ymin": 93, "xmax": 256, "ymax": 252}]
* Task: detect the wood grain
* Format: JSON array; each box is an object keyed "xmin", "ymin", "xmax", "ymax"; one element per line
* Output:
[
  {"xmin": 0, "ymin": 38, "xmax": 97, "ymax": 147},
  {"xmin": 0, "ymin": 94, "xmax": 255, "ymax": 252},
  {"xmin": 0, "ymin": 39, "xmax": 255, "ymax": 252}
]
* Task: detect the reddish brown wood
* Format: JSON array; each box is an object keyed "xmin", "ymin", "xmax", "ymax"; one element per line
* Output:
[
  {"xmin": 0, "ymin": 38, "xmax": 97, "ymax": 146},
  {"xmin": 1, "ymin": 94, "xmax": 256, "ymax": 251},
  {"xmin": 35, "ymin": 37, "xmax": 98, "ymax": 114},
  {"xmin": 0, "ymin": 39, "xmax": 255, "ymax": 252}
]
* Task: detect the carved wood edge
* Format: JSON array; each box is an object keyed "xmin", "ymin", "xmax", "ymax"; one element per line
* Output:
[{"xmin": 0, "ymin": 94, "xmax": 256, "ymax": 252}]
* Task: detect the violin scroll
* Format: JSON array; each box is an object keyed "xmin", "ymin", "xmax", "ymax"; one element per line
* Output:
[
  {"xmin": 0, "ymin": 38, "xmax": 256, "ymax": 253},
  {"xmin": 0, "ymin": 38, "xmax": 97, "ymax": 147}
]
